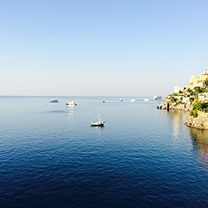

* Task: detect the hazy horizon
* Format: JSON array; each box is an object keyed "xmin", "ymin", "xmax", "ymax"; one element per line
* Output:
[
  {"xmin": 1, "ymin": 0, "xmax": 208, "ymax": 97},
  {"xmin": 0, "ymin": 95, "xmax": 163, "ymax": 98}
]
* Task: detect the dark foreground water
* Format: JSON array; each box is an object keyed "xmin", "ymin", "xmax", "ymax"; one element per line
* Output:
[{"xmin": 1, "ymin": 96, "xmax": 208, "ymax": 208}]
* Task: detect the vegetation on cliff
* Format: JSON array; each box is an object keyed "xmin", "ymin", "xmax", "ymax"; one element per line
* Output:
[
  {"xmin": 190, "ymin": 101, "xmax": 208, "ymax": 118},
  {"xmin": 158, "ymin": 69, "xmax": 208, "ymax": 129},
  {"xmin": 158, "ymin": 86, "xmax": 208, "ymax": 113}
]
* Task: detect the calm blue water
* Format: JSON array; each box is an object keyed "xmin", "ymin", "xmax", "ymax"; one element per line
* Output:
[{"xmin": 1, "ymin": 96, "xmax": 208, "ymax": 208}]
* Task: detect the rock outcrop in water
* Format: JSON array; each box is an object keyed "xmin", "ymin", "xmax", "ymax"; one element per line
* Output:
[
  {"xmin": 185, "ymin": 111, "xmax": 208, "ymax": 129},
  {"xmin": 157, "ymin": 97, "xmax": 193, "ymax": 111}
]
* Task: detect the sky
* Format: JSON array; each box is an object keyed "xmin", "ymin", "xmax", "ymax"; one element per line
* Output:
[{"xmin": 0, "ymin": 0, "xmax": 208, "ymax": 97}]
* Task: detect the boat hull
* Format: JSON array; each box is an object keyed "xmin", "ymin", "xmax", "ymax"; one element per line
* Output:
[
  {"xmin": 90, "ymin": 122, "xmax": 104, "ymax": 127},
  {"xmin": 66, "ymin": 101, "xmax": 77, "ymax": 106},
  {"xmin": 49, "ymin": 100, "xmax": 59, "ymax": 103}
]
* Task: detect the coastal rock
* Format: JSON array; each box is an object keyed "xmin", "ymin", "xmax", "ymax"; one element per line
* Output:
[
  {"xmin": 185, "ymin": 111, "xmax": 208, "ymax": 130},
  {"xmin": 157, "ymin": 99, "xmax": 192, "ymax": 111},
  {"xmin": 157, "ymin": 69, "xmax": 208, "ymax": 129}
]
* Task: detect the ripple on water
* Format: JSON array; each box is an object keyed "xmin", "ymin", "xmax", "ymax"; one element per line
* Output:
[{"xmin": 1, "ymin": 97, "xmax": 208, "ymax": 207}]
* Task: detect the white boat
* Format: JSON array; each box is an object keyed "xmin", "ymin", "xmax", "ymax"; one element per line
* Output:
[
  {"xmin": 131, "ymin": 98, "xmax": 136, "ymax": 102},
  {"xmin": 144, "ymin": 98, "xmax": 149, "ymax": 101},
  {"xmin": 66, "ymin": 101, "xmax": 77, "ymax": 106},
  {"xmin": 49, "ymin": 99, "xmax": 59, "ymax": 103},
  {"xmin": 120, "ymin": 98, "xmax": 123, "ymax": 102},
  {"xmin": 153, "ymin": 95, "xmax": 162, "ymax": 100},
  {"xmin": 90, "ymin": 113, "xmax": 105, "ymax": 127}
]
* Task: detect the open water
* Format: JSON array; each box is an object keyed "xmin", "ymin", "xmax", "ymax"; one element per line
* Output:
[{"xmin": 1, "ymin": 96, "xmax": 208, "ymax": 208}]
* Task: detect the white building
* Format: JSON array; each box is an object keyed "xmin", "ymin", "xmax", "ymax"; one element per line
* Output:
[
  {"xmin": 193, "ymin": 82, "xmax": 205, "ymax": 88},
  {"xmin": 174, "ymin": 86, "xmax": 187, "ymax": 93},
  {"xmin": 182, "ymin": 97, "xmax": 189, "ymax": 103},
  {"xmin": 198, "ymin": 93, "xmax": 208, "ymax": 101},
  {"xmin": 174, "ymin": 86, "xmax": 182, "ymax": 93}
]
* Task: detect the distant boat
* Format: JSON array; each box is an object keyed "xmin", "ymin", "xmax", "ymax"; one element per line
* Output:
[
  {"xmin": 66, "ymin": 101, "xmax": 77, "ymax": 106},
  {"xmin": 102, "ymin": 100, "xmax": 105, "ymax": 103},
  {"xmin": 153, "ymin": 95, "xmax": 162, "ymax": 100},
  {"xmin": 131, "ymin": 98, "xmax": 136, "ymax": 102},
  {"xmin": 49, "ymin": 99, "xmax": 59, "ymax": 103},
  {"xmin": 144, "ymin": 98, "xmax": 150, "ymax": 101},
  {"xmin": 120, "ymin": 98, "xmax": 123, "ymax": 102},
  {"xmin": 90, "ymin": 113, "xmax": 105, "ymax": 127}
]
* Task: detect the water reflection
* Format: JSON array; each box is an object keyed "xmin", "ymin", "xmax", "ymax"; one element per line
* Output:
[
  {"xmin": 46, "ymin": 110, "xmax": 66, "ymax": 113},
  {"xmin": 189, "ymin": 128, "xmax": 208, "ymax": 171},
  {"xmin": 171, "ymin": 111, "xmax": 185, "ymax": 139},
  {"xmin": 90, "ymin": 125, "xmax": 104, "ymax": 136},
  {"xmin": 162, "ymin": 110, "xmax": 189, "ymax": 140}
]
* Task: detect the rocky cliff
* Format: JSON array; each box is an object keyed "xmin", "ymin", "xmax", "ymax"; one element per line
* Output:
[
  {"xmin": 157, "ymin": 69, "xmax": 208, "ymax": 129},
  {"xmin": 157, "ymin": 97, "xmax": 193, "ymax": 111},
  {"xmin": 185, "ymin": 111, "xmax": 208, "ymax": 130}
]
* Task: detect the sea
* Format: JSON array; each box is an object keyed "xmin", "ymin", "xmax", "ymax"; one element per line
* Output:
[{"xmin": 1, "ymin": 96, "xmax": 208, "ymax": 208}]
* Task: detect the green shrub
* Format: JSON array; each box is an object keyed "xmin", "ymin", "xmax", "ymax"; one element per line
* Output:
[
  {"xmin": 172, "ymin": 93, "xmax": 178, "ymax": 96},
  {"xmin": 170, "ymin": 96, "xmax": 177, "ymax": 103},
  {"xmin": 189, "ymin": 97, "xmax": 194, "ymax": 104},
  {"xmin": 194, "ymin": 110, "xmax": 198, "ymax": 118},
  {"xmin": 194, "ymin": 86, "xmax": 206, "ymax": 93},
  {"xmin": 194, "ymin": 87, "xmax": 202, "ymax": 93},
  {"xmin": 189, "ymin": 101, "xmax": 208, "ymax": 118},
  {"xmin": 192, "ymin": 101, "xmax": 208, "ymax": 112},
  {"xmin": 190, "ymin": 109, "xmax": 198, "ymax": 117},
  {"xmin": 187, "ymin": 88, "xmax": 191, "ymax": 92}
]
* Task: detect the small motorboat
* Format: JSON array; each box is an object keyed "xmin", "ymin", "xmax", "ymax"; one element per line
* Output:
[
  {"xmin": 66, "ymin": 101, "xmax": 77, "ymax": 106},
  {"xmin": 49, "ymin": 99, "xmax": 59, "ymax": 103},
  {"xmin": 153, "ymin": 95, "xmax": 162, "ymax": 100},
  {"xmin": 131, "ymin": 98, "xmax": 135, "ymax": 102},
  {"xmin": 144, "ymin": 98, "xmax": 150, "ymax": 102},
  {"xmin": 91, "ymin": 113, "xmax": 104, "ymax": 127},
  {"xmin": 120, "ymin": 98, "xmax": 123, "ymax": 102}
]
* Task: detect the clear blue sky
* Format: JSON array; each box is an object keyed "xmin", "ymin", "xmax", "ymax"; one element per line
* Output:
[{"xmin": 0, "ymin": 0, "xmax": 207, "ymax": 96}]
